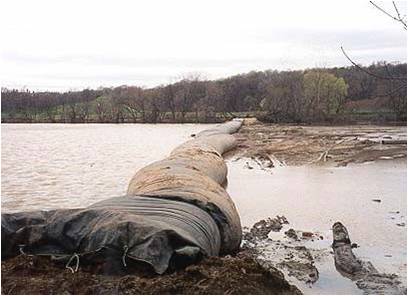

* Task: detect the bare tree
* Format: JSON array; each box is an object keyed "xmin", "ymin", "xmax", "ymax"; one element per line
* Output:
[
  {"xmin": 340, "ymin": 1, "xmax": 407, "ymax": 120},
  {"xmin": 370, "ymin": 1, "xmax": 406, "ymax": 30}
]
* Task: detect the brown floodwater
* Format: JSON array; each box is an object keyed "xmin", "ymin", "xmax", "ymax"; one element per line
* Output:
[
  {"xmin": 1, "ymin": 123, "xmax": 406, "ymax": 294},
  {"xmin": 1, "ymin": 123, "xmax": 216, "ymax": 212}
]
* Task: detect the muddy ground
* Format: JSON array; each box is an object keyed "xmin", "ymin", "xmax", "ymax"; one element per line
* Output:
[
  {"xmin": 1, "ymin": 252, "xmax": 300, "ymax": 295},
  {"xmin": 231, "ymin": 119, "xmax": 406, "ymax": 167},
  {"xmin": 242, "ymin": 216, "xmax": 407, "ymax": 295}
]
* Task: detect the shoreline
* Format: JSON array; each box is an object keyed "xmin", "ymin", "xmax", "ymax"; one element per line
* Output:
[
  {"xmin": 1, "ymin": 252, "xmax": 301, "ymax": 295},
  {"xmin": 2, "ymin": 118, "xmax": 407, "ymax": 126},
  {"xmin": 230, "ymin": 118, "xmax": 407, "ymax": 167}
]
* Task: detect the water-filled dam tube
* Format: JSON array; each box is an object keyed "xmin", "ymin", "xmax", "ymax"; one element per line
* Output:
[
  {"xmin": 2, "ymin": 119, "xmax": 243, "ymax": 274},
  {"xmin": 127, "ymin": 119, "xmax": 243, "ymax": 254}
]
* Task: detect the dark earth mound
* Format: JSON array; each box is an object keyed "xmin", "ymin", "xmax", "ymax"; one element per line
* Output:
[{"xmin": 1, "ymin": 252, "xmax": 301, "ymax": 295}]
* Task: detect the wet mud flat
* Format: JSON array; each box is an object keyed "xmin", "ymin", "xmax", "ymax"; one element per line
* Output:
[
  {"xmin": 232, "ymin": 119, "xmax": 406, "ymax": 167},
  {"xmin": 1, "ymin": 252, "xmax": 300, "ymax": 295},
  {"xmin": 241, "ymin": 216, "xmax": 406, "ymax": 295}
]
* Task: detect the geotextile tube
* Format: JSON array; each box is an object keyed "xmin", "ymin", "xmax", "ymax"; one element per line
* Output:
[{"xmin": 2, "ymin": 119, "xmax": 243, "ymax": 274}]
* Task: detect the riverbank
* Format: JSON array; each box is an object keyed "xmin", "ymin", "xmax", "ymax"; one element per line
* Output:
[
  {"xmin": 1, "ymin": 252, "xmax": 300, "ymax": 295},
  {"xmin": 2, "ymin": 110, "xmax": 406, "ymax": 125},
  {"xmin": 231, "ymin": 118, "xmax": 407, "ymax": 167}
]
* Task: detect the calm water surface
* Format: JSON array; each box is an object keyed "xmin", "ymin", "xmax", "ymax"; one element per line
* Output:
[
  {"xmin": 2, "ymin": 124, "xmax": 216, "ymax": 211},
  {"xmin": 227, "ymin": 158, "xmax": 407, "ymax": 294},
  {"xmin": 2, "ymin": 124, "xmax": 406, "ymax": 294}
]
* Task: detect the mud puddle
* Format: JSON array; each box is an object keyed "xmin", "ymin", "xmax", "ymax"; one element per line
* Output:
[{"xmin": 227, "ymin": 159, "xmax": 407, "ymax": 294}]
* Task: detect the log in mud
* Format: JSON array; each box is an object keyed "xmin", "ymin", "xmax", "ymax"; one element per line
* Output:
[
  {"xmin": 332, "ymin": 222, "xmax": 406, "ymax": 294},
  {"xmin": 1, "ymin": 120, "xmax": 301, "ymax": 294}
]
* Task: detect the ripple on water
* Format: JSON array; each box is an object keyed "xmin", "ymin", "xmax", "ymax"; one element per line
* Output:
[{"xmin": 1, "ymin": 123, "xmax": 215, "ymax": 213}]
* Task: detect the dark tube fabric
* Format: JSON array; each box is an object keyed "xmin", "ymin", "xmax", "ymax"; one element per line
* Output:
[{"xmin": 2, "ymin": 196, "xmax": 220, "ymax": 274}]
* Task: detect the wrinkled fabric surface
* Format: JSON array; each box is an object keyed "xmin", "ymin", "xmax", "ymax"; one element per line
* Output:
[
  {"xmin": 128, "ymin": 119, "xmax": 243, "ymax": 254},
  {"xmin": 2, "ymin": 196, "xmax": 220, "ymax": 274},
  {"xmin": 2, "ymin": 119, "xmax": 243, "ymax": 273}
]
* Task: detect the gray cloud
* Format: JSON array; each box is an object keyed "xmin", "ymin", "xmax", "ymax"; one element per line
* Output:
[{"xmin": 1, "ymin": 0, "xmax": 406, "ymax": 91}]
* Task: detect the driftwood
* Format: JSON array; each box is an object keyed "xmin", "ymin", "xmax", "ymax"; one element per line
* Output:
[
  {"xmin": 331, "ymin": 222, "xmax": 370, "ymax": 276},
  {"xmin": 314, "ymin": 139, "xmax": 346, "ymax": 164},
  {"xmin": 381, "ymin": 139, "xmax": 407, "ymax": 145},
  {"xmin": 332, "ymin": 222, "xmax": 406, "ymax": 294}
]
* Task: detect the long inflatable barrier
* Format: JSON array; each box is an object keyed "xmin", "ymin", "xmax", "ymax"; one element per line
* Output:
[{"xmin": 2, "ymin": 119, "xmax": 243, "ymax": 274}]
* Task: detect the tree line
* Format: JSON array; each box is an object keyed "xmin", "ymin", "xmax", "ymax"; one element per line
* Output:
[{"xmin": 1, "ymin": 62, "xmax": 406, "ymax": 123}]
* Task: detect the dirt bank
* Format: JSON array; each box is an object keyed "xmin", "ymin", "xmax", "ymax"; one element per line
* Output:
[
  {"xmin": 231, "ymin": 119, "xmax": 406, "ymax": 167},
  {"xmin": 1, "ymin": 253, "xmax": 301, "ymax": 295}
]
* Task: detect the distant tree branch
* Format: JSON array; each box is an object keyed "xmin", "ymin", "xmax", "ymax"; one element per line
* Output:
[
  {"xmin": 383, "ymin": 63, "xmax": 394, "ymax": 78},
  {"xmin": 375, "ymin": 83, "xmax": 406, "ymax": 98},
  {"xmin": 370, "ymin": 1, "xmax": 407, "ymax": 30},
  {"xmin": 340, "ymin": 46, "xmax": 407, "ymax": 82}
]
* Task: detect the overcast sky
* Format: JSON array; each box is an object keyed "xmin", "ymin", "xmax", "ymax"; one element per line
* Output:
[{"xmin": 1, "ymin": 0, "xmax": 406, "ymax": 91}]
